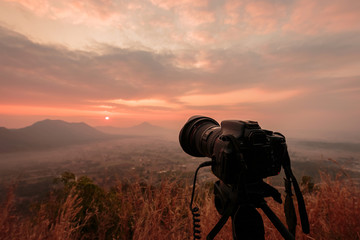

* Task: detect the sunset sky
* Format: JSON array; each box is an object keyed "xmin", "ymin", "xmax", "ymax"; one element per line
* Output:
[{"xmin": 0, "ymin": 0, "xmax": 359, "ymax": 141}]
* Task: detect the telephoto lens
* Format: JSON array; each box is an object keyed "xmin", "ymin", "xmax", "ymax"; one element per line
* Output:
[{"xmin": 179, "ymin": 115, "xmax": 221, "ymax": 157}]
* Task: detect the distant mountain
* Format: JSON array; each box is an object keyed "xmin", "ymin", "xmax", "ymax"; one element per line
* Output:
[
  {"xmin": 96, "ymin": 122, "xmax": 177, "ymax": 139},
  {"xmin": 0, "ymin": 119, "xmax": 117, "ymax": 153}
]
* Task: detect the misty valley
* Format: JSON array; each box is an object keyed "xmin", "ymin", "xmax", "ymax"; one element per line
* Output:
[
  {"xmin": 1, "ymin": 119, "xmax": 360, "ymax": 209},
  {"xmin": 1, "ymin": 119, "xmax": 360, "ymax": 240}
]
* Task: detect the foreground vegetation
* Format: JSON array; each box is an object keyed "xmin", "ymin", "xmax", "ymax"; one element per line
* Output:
[{"xmin": 1, "ymin": 172, "xmax": 359, "ymax": 240}]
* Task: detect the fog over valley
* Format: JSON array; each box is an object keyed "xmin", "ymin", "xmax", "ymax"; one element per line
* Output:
[{"xmin": 1, "ymin": 119, "xmax": 359, "ymax": 206}]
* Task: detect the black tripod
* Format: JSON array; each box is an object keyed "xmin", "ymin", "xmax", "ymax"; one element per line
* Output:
[
  {"xmin": 208, "ymin": 180, "xmax": 295, "ymax": 240},
  {"xmin": 189, "ymin": 162, "xmax": 309, "ymax": 240},
  {"xmin": 189, "ymin": 150, "xmax": 309, "ymax": 240}
]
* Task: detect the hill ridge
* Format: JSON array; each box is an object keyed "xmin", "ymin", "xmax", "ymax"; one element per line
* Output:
[{"xmin": 0, "ymin": 119, "xmax": 118, "ymax": 153}]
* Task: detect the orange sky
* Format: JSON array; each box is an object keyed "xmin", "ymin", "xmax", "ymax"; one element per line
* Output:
[{"xmin": 0, "ymin": 0, "xmax": 360, "ymax": 141}]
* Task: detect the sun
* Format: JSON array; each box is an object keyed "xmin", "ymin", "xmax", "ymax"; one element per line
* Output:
[{"xmin": 105, "ymin": 116, "xmax": 110, "ymax": 120}]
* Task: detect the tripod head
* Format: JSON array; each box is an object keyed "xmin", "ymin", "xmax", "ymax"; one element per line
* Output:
[
  {"xmin": 212, "ymin": 180, "xmax": 290, "ymax": 240},
  {"xmin": 214, "ymin": 180, "xmax": 282, "ymax": 216}
]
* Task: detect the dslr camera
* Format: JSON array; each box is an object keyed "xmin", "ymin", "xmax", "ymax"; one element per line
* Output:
[{"xmin": 179, "ymin": 115, "xmax": 285, "ymax": 184}]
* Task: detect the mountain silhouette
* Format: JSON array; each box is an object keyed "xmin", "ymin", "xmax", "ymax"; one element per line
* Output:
[{"xmin": 0, "ymin": 119, "xmax": 116, "ymax": 153}]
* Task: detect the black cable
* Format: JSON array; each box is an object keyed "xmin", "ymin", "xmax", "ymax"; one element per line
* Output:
[{"xmin": 190, "ymin": 161, "xmax": 212, "ymax": 240}]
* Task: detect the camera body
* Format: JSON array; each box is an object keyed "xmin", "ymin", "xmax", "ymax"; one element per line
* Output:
[
  {"xmin": 211, "ymin": 120, "xmax": 285, "ymax": 184},
  {"xmin": 179, "ymin": 116, "xmax": 286, "ymax": 184}
]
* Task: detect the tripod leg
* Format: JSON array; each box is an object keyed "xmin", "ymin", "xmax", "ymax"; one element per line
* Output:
[
  {"xmin": 232, "ymin": 205, "xmax": 265, "ymax": 240},
  {"xmin": 206, "ymin": 201, "xmax": 234, "ymax": 240},
  {"xmin": 259, "ymin": 203, "xmax": 295, "ymax": 240}
]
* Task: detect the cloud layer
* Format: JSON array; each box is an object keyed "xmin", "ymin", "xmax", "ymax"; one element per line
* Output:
[{"xmin": 0, "ymin": 0, "xmax": 360, "ymax": 140}]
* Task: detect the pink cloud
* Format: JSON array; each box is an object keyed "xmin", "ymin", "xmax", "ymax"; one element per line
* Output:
[
  {"xmin": 171, "ymin": 50, "xmax": 224, "ymax": 72},
  {"xmin": 178, "ymin": 8, "xmax": 215, "ymax": 26},
  {"xmin": 283, "ymin": 0, "xmax": 360, "ymax": 34},
  {"xmin": 0, "ymin": 104, "xmax": 110, "ymax": 116},
  {"xmin": 5, "ymin": 0, "xmax": 51, "ymax": 15},
  {"xmin": 243, "ymin": 1, "xmax": 287, "ymax": 33},
  {"xmin": 179, "ymin": 88, "xmax": 303, "ymax": 107},
  {"xmin": 150, "ymin": 0, "xmax": 215, "ymax": 28},
  {"xmin": 224, "ymin": 0, "xmax": 288, "ymax": 33},
  {"xmin": 5, "ymin": 0, "xmax": 123, "ymax": 25},
  {"xmin": 150, "ymin": 0, "xmax": 208, "ymax": 10},
  {"xmin": 187, "ymin": 30, "xmax": 215, "ymax": 45},
  {"xmin": 148, "ymin": 16, "xmax": 174, "ymax": 28},
  {"xmin": 224, "ymin": 0, "xmax": 244, "ymax": 25}
]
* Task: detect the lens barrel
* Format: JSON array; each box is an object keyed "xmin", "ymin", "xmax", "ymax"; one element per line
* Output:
[{"xmin": 179, "ymin": 115, "xmax": 220, "ymax": 157}]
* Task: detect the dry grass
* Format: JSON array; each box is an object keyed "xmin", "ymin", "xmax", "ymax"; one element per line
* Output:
[
  {"xmin": 1, "ymin": 173, "xmax": 359, "ymax": 240},
  {"xmin": 0, "ymin": 188, "xmax": 85, "ymax": 240},
  {"xmin": 304, "ymin": 173, "xmax": 360, "ymax": 240}
]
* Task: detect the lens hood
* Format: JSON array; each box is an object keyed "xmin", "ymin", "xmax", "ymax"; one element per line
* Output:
[{"xmin": 179, "ymin": 115, "xmax": 219, "ymax": 157}]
